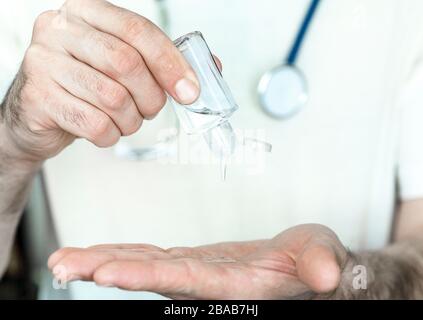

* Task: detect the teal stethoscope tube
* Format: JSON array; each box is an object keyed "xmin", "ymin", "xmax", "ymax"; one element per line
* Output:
[
  {"xmin": 286, "ymin": 0, "xmax": 322, "ymax": 66},
  {"xmin": 258, "ymin": 0, "xmax": 322, "ymax": 119}
]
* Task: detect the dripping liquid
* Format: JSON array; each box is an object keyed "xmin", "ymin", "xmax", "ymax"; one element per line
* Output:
[{"xmin": 220, "ymin": 157, "xmax": 228, "ymax": 181}]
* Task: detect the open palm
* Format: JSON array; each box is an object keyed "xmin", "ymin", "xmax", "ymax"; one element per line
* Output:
[{"xmin": 48, "ymin": 224, "xmax": 347, "ymax": 299}]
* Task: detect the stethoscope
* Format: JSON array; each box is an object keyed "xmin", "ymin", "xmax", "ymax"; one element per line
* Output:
[
  {"xmin": 115, "ymin": 0, "xmax": 321, "ymax": 161},
  {"xmin": 258, "ymin": 0, "xmax": 321, "ymax": 119}
]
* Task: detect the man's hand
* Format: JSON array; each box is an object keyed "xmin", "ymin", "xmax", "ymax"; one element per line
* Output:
[
  {"xmin": 48, "ymin": 224, "xmax": 348, "ymax": 299},
  {"xmin": 1, "ymin": 0, "xmax": 200, "ymax": 164}
]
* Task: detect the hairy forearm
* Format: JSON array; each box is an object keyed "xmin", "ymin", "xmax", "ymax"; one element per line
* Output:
[
  {"xmin": 0, "ymin": 168, "xmax": 37, "ymax": 277},
  {"xmin": 322, "ymin": 240, "xmax": 423, "ymax": 299},
  {"xmin": 0, "ymin": 108, "xmax": 41, "ymax": 277}
]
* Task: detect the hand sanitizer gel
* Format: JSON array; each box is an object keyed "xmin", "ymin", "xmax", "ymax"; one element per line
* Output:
[{"xmin": 169, "ymin": 32, "xmax": 239, "ymax": 179}]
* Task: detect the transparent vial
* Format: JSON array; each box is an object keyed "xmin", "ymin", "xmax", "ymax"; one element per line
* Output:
[{"xmin": 169, "ymin": 32, "xmax": 238, "ymax": 179}]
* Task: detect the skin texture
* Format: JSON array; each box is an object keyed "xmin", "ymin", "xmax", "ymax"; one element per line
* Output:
[
  {"xmin": 0, "ymin": 123, "xmax": 41, "ymax": 275},
  {"xmin": 49, "ymin": 224, "xmax": 347, "ymax": 299},
  {"xmin": 0, "ymin": 0, "xmax": 203, "ymax": 277},
  {"xmin": 5, "ymin": 0, "xmax": 201, "ymax": 163},
  {"xmin": 1, "ymin": 0, "xmax": 423, "ymax": 299},
  {"xmin": 48, "ymin": 218, "xmax": 423, "ymax": 300}
]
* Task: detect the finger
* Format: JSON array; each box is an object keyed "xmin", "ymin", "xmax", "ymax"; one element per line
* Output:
[
  {"xmin": 88, "ymin": 243, "xmax": 165, "ymax": 252},
  {"xmin": 51, "ymin": 249, "xmax": 171, "ymax": 282},
  {"xmin": 48, "ymin": 52, "xmax": 143, "ymax": 136},
  {"xmin": 168, "ymin": 240, "xmax": 266, "ymax": 260},
  {"xmin": 93, "ymin": 259, "xmax": 252, "ymax": 299},
  {"xmin": 213, "ymin": 54, "xmax": 223, "ymax": 72},
  {"xmin": 55, "ymin": 18, "xmax": 166, "ymax": 119},
  {"xmin": 48, "ymin": 244, "xmax": 166, "ymax": 270},
  {"xmin": 62, "ymin": 0, "xmax": 200, "ymax": 104},
  {"xmin": 296, "ymin": 242, "xmax": 342, "ymax": 294},
  {"xmin": 38, "ymin": 80, "xmax": 121, "ymax": 147},
  {"xmin": 48, "ymin": 247, "xmax": 81, "ymax": 269}
]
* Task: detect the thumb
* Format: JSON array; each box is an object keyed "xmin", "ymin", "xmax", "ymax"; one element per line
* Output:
[{"xmin": 296, "ymin": 241, "xmax": 342, "ymax": 294}]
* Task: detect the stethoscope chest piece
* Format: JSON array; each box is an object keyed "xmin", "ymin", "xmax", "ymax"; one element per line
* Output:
[
  {"xmin": 257, "ymin": 0, "xmax": 321, "ymax": 119},
  {"xmin": 258, "ymin": 65, "xmax": 308, "ymax": 119}
]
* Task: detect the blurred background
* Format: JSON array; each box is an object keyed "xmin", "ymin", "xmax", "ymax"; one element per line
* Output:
[{"xmin": 2, "ymin": 0, "xmax": 422, "ymax": 301}]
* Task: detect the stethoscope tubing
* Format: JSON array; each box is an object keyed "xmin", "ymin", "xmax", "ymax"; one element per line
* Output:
[{"xmin": 286, "ymin": 0, "xmax": 322, "ymax": 65}]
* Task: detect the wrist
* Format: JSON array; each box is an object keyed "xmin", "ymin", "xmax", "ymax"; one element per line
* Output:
[
  {"xmin": 1, "ymin": 69, "xmax": 44, "ymax": 170},
  {"xmin": 0, "ymin": 122, "xmax": 42, "ymax": 173}
]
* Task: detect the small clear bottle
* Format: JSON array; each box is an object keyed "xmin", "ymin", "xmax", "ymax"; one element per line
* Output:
[{"xmin": 169, "ymin": 32, "xmax": 238, "ymax": 164}]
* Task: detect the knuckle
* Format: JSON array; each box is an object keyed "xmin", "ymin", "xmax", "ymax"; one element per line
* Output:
[
  {"xmin": 123, "ymin": 116, "xmax": 143, "ymax": 136},
  {"xmin": 23, "ymin": 45, "xmax": 43, "ymax": 71},
  {"xmin": 59, "ymin": 251, "xmax": 80, "ymax": 267},
  {"xmin": 103, "ymin": 134, "xmax": 120, "ymax": 147},
  {"xmin": 102, "ymin": 84, "xmax": 129, "ymax": 110},
  {"xmin": 109, "ymin": 45, "xmax": 143, "ymax": 77},
  {"xmin": 88, "ymin": 113, "xmax": 113, "ymax": 141},
  {"xmin": 24, "ymin": 45, "xmax": 56, "ymax": 75},
  {"xmin": 151, "ymin": 37, "xmax": 186, "ymax": 78},
  {"xmin": 34, "ymin": 10, "xmax": 58, "ymax": 33},
  {"xmin": 142, "ymin": 91, "xmax": 167, "ymax": 119},
  {"xmin": 122, "ymin": 15, "xmax": 152, "ymax": 41},
  {"xmin": 156, "ymin": 51, "xmax": 177, "ymax": 74}
]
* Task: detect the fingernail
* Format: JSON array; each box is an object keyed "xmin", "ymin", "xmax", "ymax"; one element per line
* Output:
[{"xmin": 174, "ymin": 77, "xmax": 200, "ymax": 104}]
